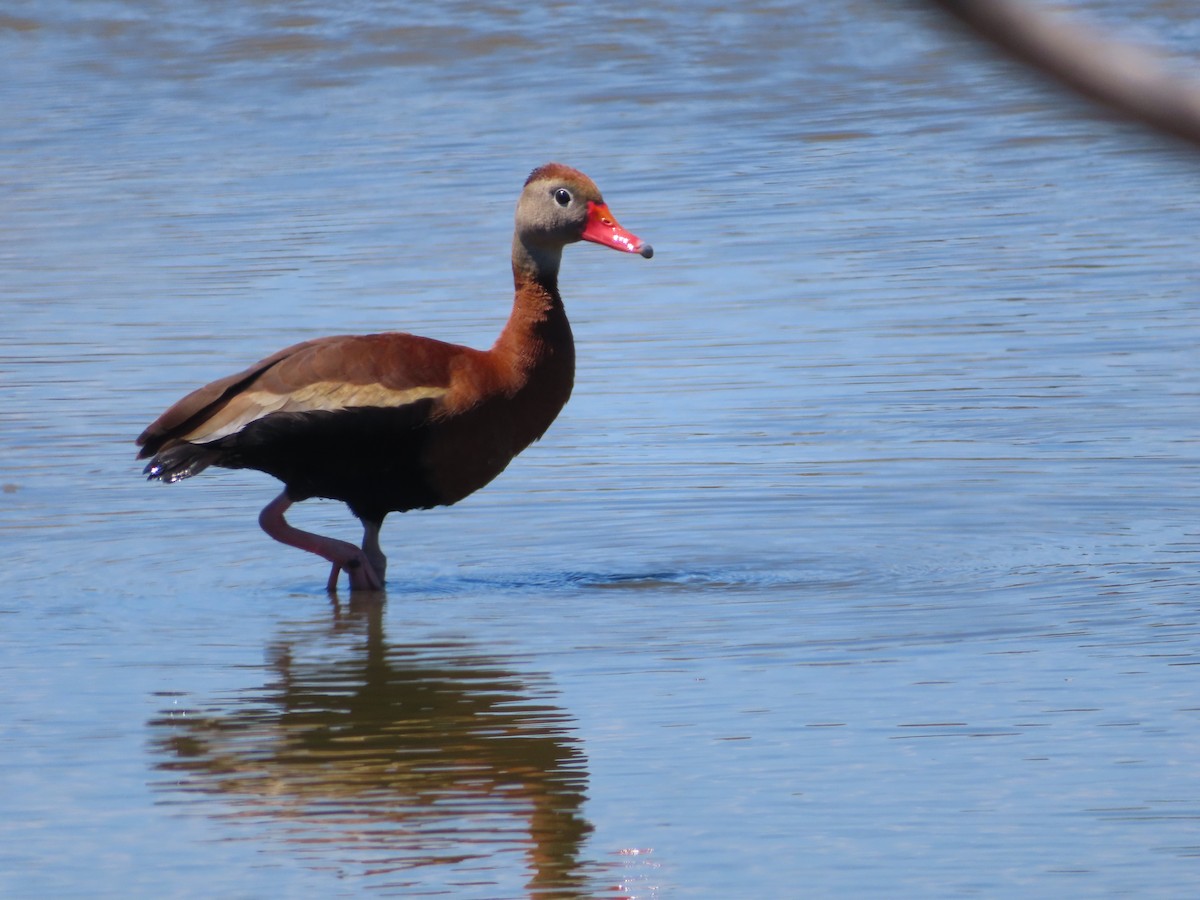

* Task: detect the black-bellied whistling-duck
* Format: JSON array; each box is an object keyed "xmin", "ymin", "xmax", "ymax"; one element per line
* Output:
[{"xmin": 137, "ymin": 163, "xmax": 652, "ymax": 593}]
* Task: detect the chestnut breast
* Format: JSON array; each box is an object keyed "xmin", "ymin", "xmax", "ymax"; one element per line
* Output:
[{"xmin": 423, "ymin": 328, "xmax": 575, "ymax": 506}]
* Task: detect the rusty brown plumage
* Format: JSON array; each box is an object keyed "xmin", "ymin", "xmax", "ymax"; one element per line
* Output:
[{"xmin": 137, "ymin": 164, "xmax": 652, "ymax": 593}]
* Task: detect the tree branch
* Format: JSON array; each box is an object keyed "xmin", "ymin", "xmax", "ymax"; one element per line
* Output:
[{"xmin": 929, "ymin": 0, "xmax": 1200, "ymax": 146}]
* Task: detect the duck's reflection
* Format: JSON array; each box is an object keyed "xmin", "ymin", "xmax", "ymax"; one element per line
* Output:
[{"xmin": 147, "ymin": 600, "xmax": 594, "ymax": 895}]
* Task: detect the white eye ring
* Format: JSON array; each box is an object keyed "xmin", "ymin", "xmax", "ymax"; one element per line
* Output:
[{"xmin": 554, "ymin": 188, "xmax": 572, "ymax": 207}]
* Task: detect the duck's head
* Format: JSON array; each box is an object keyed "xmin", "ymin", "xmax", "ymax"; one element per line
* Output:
[{"xmin": 515, "ymin": 163, "xmax": 653, "ymax": 261}]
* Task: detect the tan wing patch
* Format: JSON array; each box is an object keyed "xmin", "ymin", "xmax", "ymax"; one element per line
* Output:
[{"xmin": 184, "ymin": 382, "xmax": 448, "ymax": 444}]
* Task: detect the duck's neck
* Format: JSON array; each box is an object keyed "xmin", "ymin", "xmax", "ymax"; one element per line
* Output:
[
  {"xmin": 493, "ymin": 236, "xmax": 576, "ymax": 385},
  {"xmin": 487, "ymin": 236, "xmax": 576, "ymax": 448}
]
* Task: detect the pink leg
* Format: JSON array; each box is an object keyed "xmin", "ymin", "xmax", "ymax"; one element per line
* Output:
[
  {"xmin": 361, "ymin": 519, "xmax": 388, "ymax": 583},
  {"xmin": 258, "ymin": 491, "xmax": 383, "ymax": 593}
]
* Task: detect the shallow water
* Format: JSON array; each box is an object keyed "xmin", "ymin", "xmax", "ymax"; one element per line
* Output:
[{"xmin": 2, "ymin": 1, "xmax": 1199, "ymax": 897}]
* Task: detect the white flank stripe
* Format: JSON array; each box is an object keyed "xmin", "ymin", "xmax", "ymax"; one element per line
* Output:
[{"xmin": 186, "ymin": 382, "xmax": 448, "ymax": 443}]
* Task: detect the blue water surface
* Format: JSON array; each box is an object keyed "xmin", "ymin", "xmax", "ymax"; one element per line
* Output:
[{"xmin": 2, "ymin": 2, "xmax": 1198, "ymax": 897}]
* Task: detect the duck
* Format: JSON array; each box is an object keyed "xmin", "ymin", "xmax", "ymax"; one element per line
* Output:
[{"xmin": 137, "ymin": 163, "xmax": 652, "ymax": 592}]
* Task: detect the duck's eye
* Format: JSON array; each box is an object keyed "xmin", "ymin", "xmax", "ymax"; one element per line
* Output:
[{"xmin": 554, "ymin": 188, "xmax": 572, "ymax": 207}]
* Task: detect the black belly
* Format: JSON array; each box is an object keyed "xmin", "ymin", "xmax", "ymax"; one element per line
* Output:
[{"xmin": 215, "ymin": 402, "xmax": 443, "ymax": 521}]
